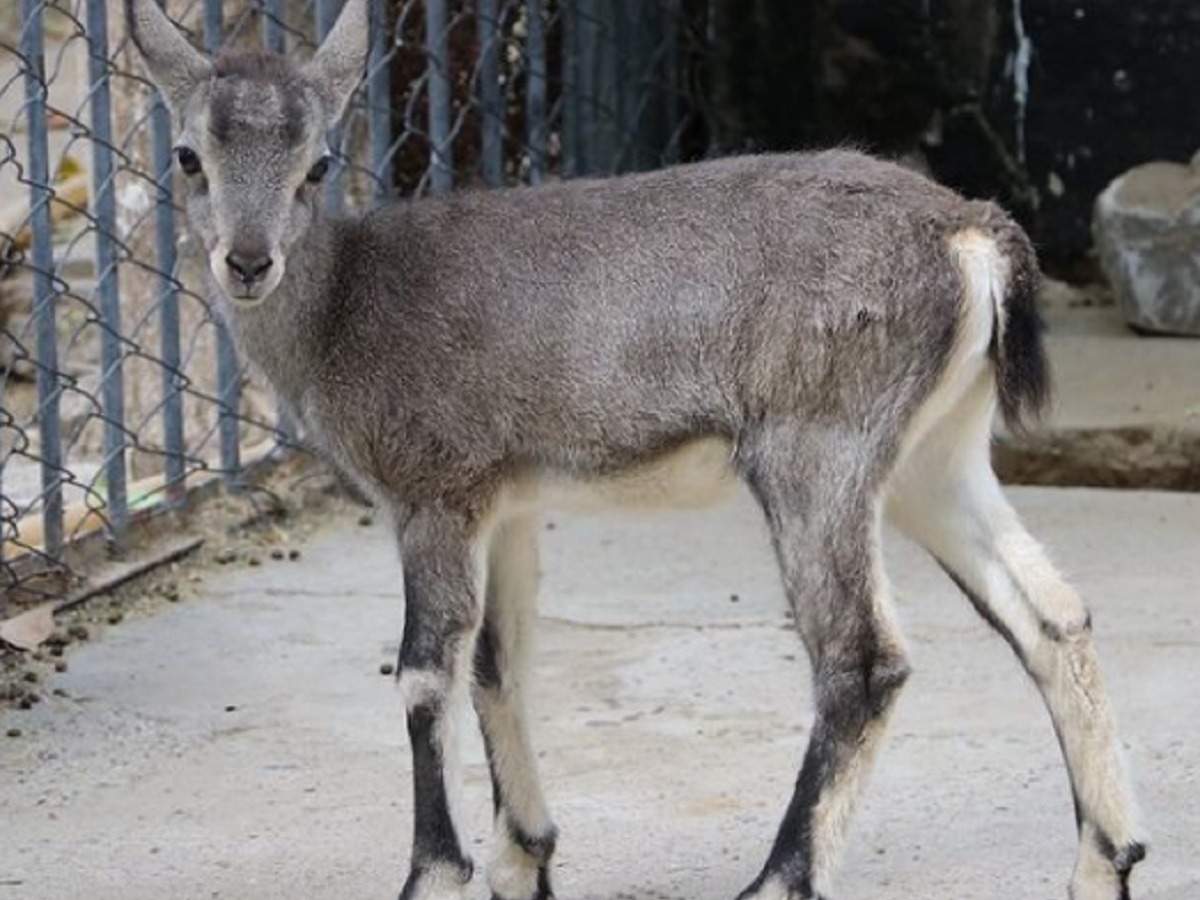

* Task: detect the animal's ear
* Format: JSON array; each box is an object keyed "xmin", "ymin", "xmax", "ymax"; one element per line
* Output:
[
  {"xmin": 125, "ymin": 0, "xmax": 212, "ymax": 118},
  {"xmin": 301, "ymin": 0, "xmax": 368, "ymax": 124}
]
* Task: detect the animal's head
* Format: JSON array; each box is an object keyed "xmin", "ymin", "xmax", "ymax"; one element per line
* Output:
[{"xmin": 125, "ymin": 0, "xmax": 366, "ymax": 306}]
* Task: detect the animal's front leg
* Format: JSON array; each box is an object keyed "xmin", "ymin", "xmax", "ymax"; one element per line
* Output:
[
  {"xmin": 472, "ymin": 516, "xmax": 558, "ymax": 900},
  {"xmin": 397, "ymin": 510, "xmax": 485, "ymax": 900}
]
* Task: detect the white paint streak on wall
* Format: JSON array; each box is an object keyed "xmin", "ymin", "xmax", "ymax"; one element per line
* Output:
[{"xmin": 1012, "ymin": 0, "xmax": 1033, "ymax": 165}]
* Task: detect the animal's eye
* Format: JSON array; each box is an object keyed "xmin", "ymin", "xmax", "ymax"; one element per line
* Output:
[
  {"xmin": 175, "ymin": 146, "xmax": 202, "ymax": 176},
  {"xmin": 305, "ymin": 156, "xmax": 331, "ymax": 184}
]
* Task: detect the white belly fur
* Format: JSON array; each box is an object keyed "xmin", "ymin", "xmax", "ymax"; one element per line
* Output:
[{"xmin": 494, "ymin": 436, "xmax": 738, "ymax": 521}]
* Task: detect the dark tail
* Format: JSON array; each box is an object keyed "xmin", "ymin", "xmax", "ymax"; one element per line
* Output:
[{"xmin": 986, "ymin": 211, "xmax": 1051, "ymax": 434}]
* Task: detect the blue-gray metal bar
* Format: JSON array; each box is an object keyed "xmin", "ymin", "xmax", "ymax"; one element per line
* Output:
[
  {"xmin": 316, "ymin": 0, "xmax": 346, "ymax": 213},
  {"xmin": 203, "ymin": 0, "xmax": 242, "ymax": 483},
  {"xmin": 560, "ymin": 0, "xmax": 579, "ymax": 178},
  {"xmin": 21, "ymin": 0, "xmax": 63, "ymax": 556},
  {"xmin": 262, "ymin": 0, "xmax": 286, "ymax": 53},
  {"xmin": 150, "ymin": 91, "xmax": 185, "ymax": 503},
  {"xmin": 86, "ymin": 0, "xmax": 128, "ymax": 534},
  {"xmin": 425, "ymin": 0, "xmax": 452, "ymax": 193},
  {"xmin": 367, "ymin": 0, "xmax": 392, "ymax": 202},
  {"xmin": 476, "ymin": 0, "xmax": 501, "ymax": 188},
  {"xmin": 202, "ymin": 0, "xmax": 222, "ymax": 55},
  {"xmin": 525, "ymin": 0, "xmax": 546, "ymax": 184}
]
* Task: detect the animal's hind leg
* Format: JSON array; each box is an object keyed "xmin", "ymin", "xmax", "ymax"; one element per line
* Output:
[
  {"xmin": 737, "ymin": 429, "xmax": 911, "ymax": 900},
  {"xmin": 888, "ymin": 380, "xmax": 1146, "ymax": 900},
  {"xmin": 473, "ymin": 516, "xmax": 557, "ymax": 900}
]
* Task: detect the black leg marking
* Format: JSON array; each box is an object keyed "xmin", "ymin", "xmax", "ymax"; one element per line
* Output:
[
  {"xmin": 735, "ymin": 448, "xmax": 908, "ymax": 900},
  {"xmin": 475, "ymin": 625, "xmax": 505, "ymax": 819},
  {"xmin": 406, "ymin": 703, "xmax": 473, "ymax": 874},
  {"xmin": 937, "ymin": 556, "xmax": 1145, "ymax": 900},
  {"xmin": 939, "ymin": 556, "xmax": 1094, "ymax": 660},
  {"xmin": 506, "ymin": 819, "xmax": 556, "ymax": 861},
  {"xmin": 1095, "ymin": 830, "xmax": 1147, "ymax": 899},
  {"xmin": 478, "ymin": 718, "xmax": 558, "ymax": 900},
  {"xmin": 937, "ymin": 560, "xmax": 1028, "ymax": 666},
  {"xmin": 398, "ymin": 703, "xmax": 474, "ymax": 899},
  {"xmin": 1112, "ymin": 841, "xmax": 1147, "ymax": 874},
  {"xmin": 474, "ymin": 616, "xmax": 504, "ymax": 692},
  {"xmin": 739, "ymin": 650, "xmax": 909, "ymax": 899},
  {"xmin": 395, "ymin": 510, "xmax": 483, "ymax": 900},
  {"xmin": 481, "ymin": 730, "xmax": 503, "ymax": 818}
]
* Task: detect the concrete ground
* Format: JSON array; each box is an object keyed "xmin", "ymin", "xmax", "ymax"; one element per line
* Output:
[
  {"xmin": 2, "ymin": 486, "xmax": 1199, "ymax": 900},
  {"xmin": 1041, "ymin": 295, "xmax": 1198, "ymax": 433}
]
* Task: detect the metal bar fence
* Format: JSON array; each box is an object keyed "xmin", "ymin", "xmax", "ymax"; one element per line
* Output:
[
  {"xmin": 0, "ymin": 0, "xmax": 719, "ymax": 612},
  {"xmin": 20, "ymin": 0, "xmax": 64, "ymax": 561},
  {"xmin": 525, "ymin": 0, "xmax": 546, "ymax": 184},
  {"xmin": 85, "ymin": 0, "xmax": 127, "ymax": 534},
  {"xmin": 149, "ymin": 85, "xmax": 185, "ymax": 506},
  {"xmin": 423, "ymin": 0, "xmax": 452, "ymax": 193}
]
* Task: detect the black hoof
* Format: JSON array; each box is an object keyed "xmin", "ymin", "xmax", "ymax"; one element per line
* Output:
[
  {"xmin": 1114, "ymin": 841, "xmax": 1147, "ymax": 875},
  {"xmin": 398, "ymin": 859, "xmax": 474, "ymax": 900},
  {"xmin": 735, "ymin": 879, "xmax": 826, "ymax": 900}
]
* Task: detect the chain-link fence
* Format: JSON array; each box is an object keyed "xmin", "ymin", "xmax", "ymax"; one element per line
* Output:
[{"xmin": 0, "ymin": 0, "xmax": 719, "ymax": 611}]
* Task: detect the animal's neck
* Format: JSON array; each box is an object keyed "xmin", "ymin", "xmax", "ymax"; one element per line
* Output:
[{"xmin": 208, "ymin": 213, "xmax": 345, "ymax": 420}]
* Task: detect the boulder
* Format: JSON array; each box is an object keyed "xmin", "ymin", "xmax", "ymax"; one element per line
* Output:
[{"xmin": 1093, "ymin": 156, "xmax": 1200, "ymax": 337}]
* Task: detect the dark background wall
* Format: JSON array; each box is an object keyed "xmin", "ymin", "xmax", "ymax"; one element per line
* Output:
[{"xmin": 709, "ymin": 0, "xmax": 1200, "ymax": 268}]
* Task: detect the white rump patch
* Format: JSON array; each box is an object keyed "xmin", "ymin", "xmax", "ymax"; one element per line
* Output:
[{"xmin": 895, "ymin": 227, "xmax": 1007, "ymax": 469}]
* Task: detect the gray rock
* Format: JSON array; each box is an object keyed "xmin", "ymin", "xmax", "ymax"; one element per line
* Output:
[{"xmin": 1093, "ymin": 157, "xmax": 1200, "ymax": 336}]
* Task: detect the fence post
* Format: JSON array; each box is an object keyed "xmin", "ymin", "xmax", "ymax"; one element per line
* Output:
[
  {"xmin": 425, "ymin": 0, "xmax": 452, "ymax": 193},
  {"xmin": 525, "ymin": 0, "xmax": 546, "ymax": 184},
  {"xmin": 86, "ymin": 0, "xmax": 129, "ymax": 535},
  {"xmin": 262, "ymin": 0, "xmax": 286, "ymax": 53},
  {"xmin": 149, "ymin": 88, "xmax": 186, "ymax": 505},
  {"xmin": 202, "ymin": 0, "xmax": 222, "ymax": 58},
  {"xmin": 316, "ymin": 0, "xmax": 346, "ymax": 212},
  {"xmin": 477, "ymin": 0, "xmax": 502, "ymax": 187},
  {"xmin": 21, "ymin": 0, "xmax": 65, "ymax": 558},
  {"xmin": 367, "ymin": 0, "xmax": 393, "ymax": 203},
  {"xmin": 560, "ymin": 0, "xmax": 579, "ymax": 178}
]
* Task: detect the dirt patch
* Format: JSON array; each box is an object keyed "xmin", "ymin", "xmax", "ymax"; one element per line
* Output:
[{"xmin": 996, "ymin": 426, "xmax": 1200, "ymax": 491}]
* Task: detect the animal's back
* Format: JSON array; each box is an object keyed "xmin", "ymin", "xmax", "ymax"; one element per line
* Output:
[{"xmin": 314, "ymin": 150, "xmax": 1021, "ymax": 503}]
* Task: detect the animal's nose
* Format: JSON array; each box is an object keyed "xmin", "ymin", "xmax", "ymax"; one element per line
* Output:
[{"xmin": 225, "ymin": 250, "xmax": 273, "ymax": 285}]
